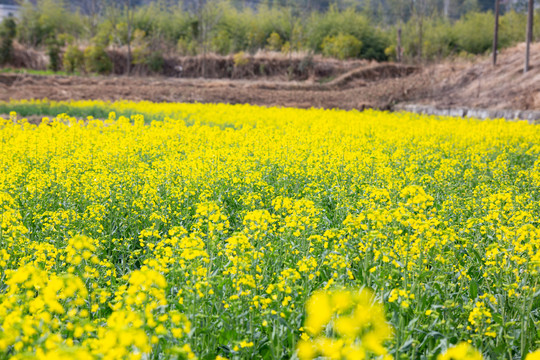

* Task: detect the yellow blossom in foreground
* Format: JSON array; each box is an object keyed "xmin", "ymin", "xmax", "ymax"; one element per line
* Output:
[
  {"xmin": 438, "ymin": 343, "xmax": 483, "ymax": 360},
  {"xmin": 526, "ymin": 350, "xmax": 540, "ymax": 360},
  {"xmin": 299, "ymin": 288, "xmax": 392, "ymax": 360}
]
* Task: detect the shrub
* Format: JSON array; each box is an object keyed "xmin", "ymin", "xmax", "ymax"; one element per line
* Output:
[
  {"xmin": 422, "ymin": 17, "xmax": 457, "ymax": 60},
  {"xmin": 233, "ymin": 51, "xmax": 249, "ymax": 67},
  {"xmin": 321, "ymin": 33, "xmax": 362, "ymax": 60},
  {"xmin": 384, "ymin": 45, "xmax": 397, "ymax": 61},
  {"xmin": 132, "ymin": 29, "xmax": 154, "ymax": 69},
  {"xmin": 146, "ymin": 52, "xmax": 164, "ymax": 73},
  {"xmin": 306, "ymin": 7, "xmax": 388, "ymax": 61},
  {"xmin": 211, "ymin": 30, "xmax": 232, "ymax": 55},
  {"xmin": 63, "ymin": 44, "xmax": 84, "ymax": 73},
  {"xmin": 266, "ymin": 32, "xmax": 282, "ymax": 51},
  {"xmin": 499, "ymin": 10, "xmax": 526, "ymax": 47},
  {"xmin": 177, "ymin": 37, "xmax": 197, "ymax": 56},
  {"xmin": 128, "ymin": 29, "xmax": 164, "ymax": 74},
  {"xmin": 399, "ymin": 15, "xmax": 461, "ymax": 61},
  {"xmin": 453, "ymin": 11, "xmax": 493, "ymax": 54},
  {"xmin": 84, "ymin": 45, "xmax": 112, "ymax": 74},
  {"xmin": 281, "ymin": 41, "xmax": 291, "ymax": 54}
]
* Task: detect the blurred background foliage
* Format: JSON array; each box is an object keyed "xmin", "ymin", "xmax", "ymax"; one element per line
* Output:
[{"xmin": 0, "ymin": 0, "xmax": 539, "ymax": 70}]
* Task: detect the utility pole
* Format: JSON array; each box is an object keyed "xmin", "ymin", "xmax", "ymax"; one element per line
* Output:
[
  {"xmin": 524, "ymin": 0, "xmax": 533, "ymax": 73},
  {"xmin": 198, "ymin": 0, "xmax": 206, "ymax": 78},
  {"xmin": 416, "ymin": 0, "xmax": 425, "ymax": 62},
  {"xmin": 126, "ymin": 0, "xmax": 133, "ymax": 76},
  {"xmin": 492, "ymin": 0, "xmax": 499, "ymax": 65}
]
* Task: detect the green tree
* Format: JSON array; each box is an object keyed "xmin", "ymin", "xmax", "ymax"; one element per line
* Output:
[
  {"xmin": 0, "ymin": 14, "xmax": 17, "ymax": 65},
  {"xmin": 46, "ymin": 36, "xmax": 63, "ymax": 72},
  {"xmin": 17, "ymin": 0, "xmax": 81, "ymax": 47},
  {"xmin": 84, "ymin": 43, "xmax": 113, "ymax": 74},
  {"xmin": 63, "ymin": 41, "xmax": 85, "ymax": 73},
  {"xmin": 306, "ymin": 6, "xmax": 388, "ymax": 61},
  {"xmin": 454, "ymin": 11, "xmax": 493, "ymax": 54}
]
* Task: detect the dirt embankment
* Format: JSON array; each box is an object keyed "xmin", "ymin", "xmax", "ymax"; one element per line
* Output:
[
  {"xmin": 0, "ymin": 63, "xmax": 421, "ymax": 110},
  {"xmin": 0, "ymin": 42, "xmax": 538, "ymax": 113},
  {"xmin": 10, "ymin": 44, "xmax": 371, "ymax": 81},
  {"xmin": 402, "ymin": 42, "xmax": 540, "ymax": 111}
]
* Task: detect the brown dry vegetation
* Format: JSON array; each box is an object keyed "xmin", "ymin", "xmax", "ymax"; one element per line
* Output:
[
  {"xmin": 406, "ymin": 42, "xmax": 540, "ymax": 110},
  {"xmin": 0, "ymin": 43, "xmax": 538, "ymax": 111},
  {"xmin": 10, "ymin": 43, "xmax": 48, "ymax": 70}
]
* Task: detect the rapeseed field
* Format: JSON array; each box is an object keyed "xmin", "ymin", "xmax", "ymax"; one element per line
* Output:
[{"xmin": 0, "ymin": 100, "xmax": 539, "ymax": 360}]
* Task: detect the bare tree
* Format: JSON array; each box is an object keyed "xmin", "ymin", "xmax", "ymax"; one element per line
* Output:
[
  {"xmin": 197, "ymin": 0, "xmax": 221, "ymax": 78},
  {"xmin": 80, "ymin": 0, "xmax": 105, "ymax": 38},
  {"xmin": 102, "ymin": 1, "xmax": 121, "ymax": 46},
  {"xmin": 102, "ymin": 0, "xmax": 134, "ymax": 74},
  {"xmin": 415, "ymin": 0, "xmax": 426, "ymax": 61},
  {"xmin": 388, "ymin": 0, "xmax": 410, "ymax": 62},
  {"xmin": 397, "ymin": 27, "xmax": 402, "ymax": 62}
]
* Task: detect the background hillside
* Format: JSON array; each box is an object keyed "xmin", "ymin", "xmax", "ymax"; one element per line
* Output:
[
  {"xmin": 1, "ymin": 0, "xmax": 538, "ymax": 116},
  {"xmin": 0, "ymin": 0, "xmax": 539, "ymax": 76}
]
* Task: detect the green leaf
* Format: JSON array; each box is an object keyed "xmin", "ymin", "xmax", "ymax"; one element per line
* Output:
[
  {"xmin": 469, "ymin": 280, "xmax": 478, "ymax": 299},
  {"xmin": 471, "ymin": 248, "xmax": 483, "ymax": 263}
]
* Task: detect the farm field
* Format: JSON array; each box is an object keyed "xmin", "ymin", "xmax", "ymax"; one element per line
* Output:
[
  {"xmin": 1, "ymin": 42, "xmax": 540, "ymax": 113},
  {"xmin": 0, "ymin": 100, "xmax": 540, "ymax": 360}
]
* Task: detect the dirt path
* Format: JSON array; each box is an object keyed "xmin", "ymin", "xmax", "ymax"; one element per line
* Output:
[{"xmin": 1, "ymin": 43, "xmax": 538, "ymax": 112}]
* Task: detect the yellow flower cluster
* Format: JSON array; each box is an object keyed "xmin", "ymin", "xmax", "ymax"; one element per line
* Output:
[
  {"xmin": 1, "ymin": 100, "xmax": 540, "ymax": 359},
  {"xmin": 0, "ymin": 247, "xmax": 193, "ymax": 360},
  {"xmin": 438, "ymin": 342, "xmax": 483, "ymax": 360},
  {"xmin": 298, "ymin": 288, "xmax": 392, "ymax": 360}
]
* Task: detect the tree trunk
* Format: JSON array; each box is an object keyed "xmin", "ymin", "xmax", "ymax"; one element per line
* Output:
[
  {"xmin": 126, "ymin": 0, "xmax": 132, "ymax": 76},
  {"xmin": 443, "ymin": 0, "xmax": 450, "ymax": 18},
  {"xmin": 198, "ymin": 0, "xmax": 206, "ymax": 78},
  {"xmin": 417, "ymin": 0, "xmax": 424, "ymax": 62},
  {"xmin": 492, "ymin": 0, "xmax": 500, "ymax": 66},
  {"xmin": 418, "ymin": 14, "xmax": 423, "ymax": 61},
  {"xmin": 202, "ymin": 21, "xmax": 206, "ymax": 78},
  {"xmin": 397, "ymin": 26, "xmax": 402, "ymax": 63}
]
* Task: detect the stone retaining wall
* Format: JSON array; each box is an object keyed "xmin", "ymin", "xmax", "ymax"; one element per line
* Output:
[{"xmin": 394, "ymin": 104, "xmax": 540, "ymax": 124}]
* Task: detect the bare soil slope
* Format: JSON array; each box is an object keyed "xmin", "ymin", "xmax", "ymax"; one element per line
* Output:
[
  {"xmin": 0, "ymin": 43, "xmax": 538, "ymax": 111},
  {"xmin": 405, "ymin": 42, "xmax": 540, "ymax": 110}
]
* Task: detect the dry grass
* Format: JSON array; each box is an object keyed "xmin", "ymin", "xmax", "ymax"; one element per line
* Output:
[
  {"xmin": 411, "ymin": 42, "xmax": 540, "ymax": 110},
  {"xmin": 11, "ymin": 42, "xmax": 48, "ymax": 70}
]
